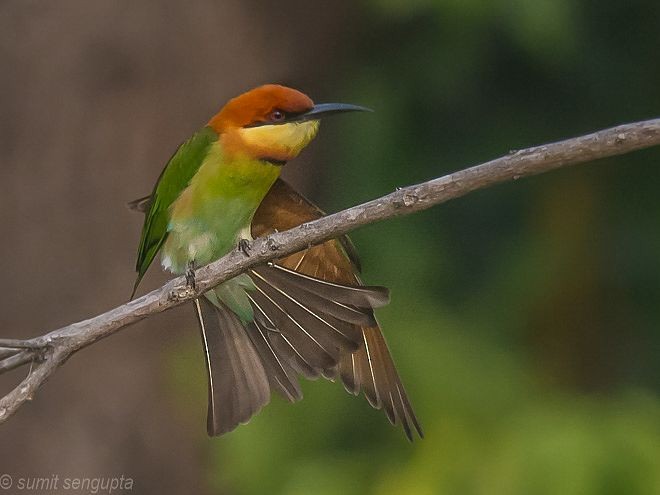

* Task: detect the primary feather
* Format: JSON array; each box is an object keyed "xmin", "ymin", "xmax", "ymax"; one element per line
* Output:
[{"xmin": 133, "ymin": 127, "xmax": 218, "ymax": 296}]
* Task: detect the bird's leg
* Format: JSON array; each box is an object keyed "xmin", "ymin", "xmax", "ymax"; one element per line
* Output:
[
  {"xmin": 237, "ymin": 238, "xmax": 252, "ymax": 257},
  {"xmin": 167, "ymin": 261, "xmax": 197, "ymax": 302},
  {"xmin": 185, "ymin": 260, "xmax": 197, "ymax": 291}
]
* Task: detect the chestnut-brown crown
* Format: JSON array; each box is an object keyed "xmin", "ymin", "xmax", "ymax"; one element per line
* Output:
[{"xmin": 208, "ymin": 84, "xmax": 314, "ymax": 133}]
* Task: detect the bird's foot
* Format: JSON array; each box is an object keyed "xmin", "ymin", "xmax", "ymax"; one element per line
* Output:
[
  {"xmin": 169, "ymin": 261, "xmax": 197, "ymax": 301},
  {"xmin": 185, "ymin": 260, "xmax": 197, "ymax": 291},
  {"xmin": 238, "ymin": 238, "xmax": 252, "ymax": 257}
]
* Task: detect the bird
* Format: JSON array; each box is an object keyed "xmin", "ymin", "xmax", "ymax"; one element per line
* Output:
[{"xmin": 130, "ymin": 84, "xmax": 422, "ymax": 439}]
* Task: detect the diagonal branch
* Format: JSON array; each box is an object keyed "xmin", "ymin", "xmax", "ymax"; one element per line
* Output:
[{"xmin": 1, "ymin": 117, "xmax": 659, "ymax": 425}]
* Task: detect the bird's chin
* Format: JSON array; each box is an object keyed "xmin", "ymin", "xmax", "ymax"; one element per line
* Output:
[{"xmin": 237, "ymin": 120, "xmax": 320, "ymax": 161}]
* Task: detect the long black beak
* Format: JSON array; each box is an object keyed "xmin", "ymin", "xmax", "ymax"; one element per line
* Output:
[{"xmin": 294, "ymin": 103, "xmax": 373, "ymax": 122}]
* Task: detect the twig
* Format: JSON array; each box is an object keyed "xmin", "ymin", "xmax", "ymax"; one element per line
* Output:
[
  {"xmin": 0, "ymin": 351, "xmax": 38, "ymax": 374},
  {"xmin": 0, "ymin": 339, "xmax": 45, "ymax": 349},
  {"xmin": 0, "ymin": 348, "xmax": 21, "ymax": 360},
  {"xmin": 0, "ymin": 117, "xmax": 659, "ymax": 424}
]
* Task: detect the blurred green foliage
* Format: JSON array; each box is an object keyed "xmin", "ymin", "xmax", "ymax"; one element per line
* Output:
[{"xmin": 170, "ymin": 0, "xmax": 660, "ymax": 493}]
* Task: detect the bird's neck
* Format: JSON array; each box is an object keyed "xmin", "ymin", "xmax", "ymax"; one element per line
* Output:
[{"xmin": 175, "ymin": 139, "xmax": 282, "ymax": 216}]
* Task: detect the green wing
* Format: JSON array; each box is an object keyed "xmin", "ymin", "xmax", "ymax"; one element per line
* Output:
[{"xmin": 132, "ymin": 126, "xmax": 218, "ymax": 296}]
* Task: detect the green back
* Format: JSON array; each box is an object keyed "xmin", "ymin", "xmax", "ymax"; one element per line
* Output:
[{"xmin": 133, "ymin": 126, "xmax": 218, "ymax": 295}]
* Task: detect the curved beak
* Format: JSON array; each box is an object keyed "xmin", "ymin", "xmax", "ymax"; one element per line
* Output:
[{"xmin": 294, "ymin": 103, "xmax": 373, "ymax": 122}]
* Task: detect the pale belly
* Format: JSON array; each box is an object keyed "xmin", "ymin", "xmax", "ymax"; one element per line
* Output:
[
  {"xmin": 160, "ymin": 201, "xmax": 253, "ymax": 275},
  {"xmin": 160, "ymin": 202, "xmax": 258, "ymax": 323}
]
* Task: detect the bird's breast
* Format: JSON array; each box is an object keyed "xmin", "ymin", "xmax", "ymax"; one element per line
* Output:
[{"xmin": 161, "ymin": 143, "xmax": 281, "ymax": 274}]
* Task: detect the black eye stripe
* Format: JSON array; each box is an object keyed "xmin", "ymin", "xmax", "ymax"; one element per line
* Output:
[{"xmin": 242, "ymin": 109, "xmax": 310, "ymax": 128}]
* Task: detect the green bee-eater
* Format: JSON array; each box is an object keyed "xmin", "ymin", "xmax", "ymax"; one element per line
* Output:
[{"xmin": 131, "ymin": 84, "xmax": 422, "ymax": 439}]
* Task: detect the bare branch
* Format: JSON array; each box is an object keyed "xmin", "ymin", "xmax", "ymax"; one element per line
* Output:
[{"xmin": 1, "ymin": 117, "xmax": 659, "ymax": 424}]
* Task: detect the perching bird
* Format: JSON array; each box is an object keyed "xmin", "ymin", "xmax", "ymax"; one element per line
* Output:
[{"xmin": 130, "ymin": 84, "xmax": 422, "ymax": 439}]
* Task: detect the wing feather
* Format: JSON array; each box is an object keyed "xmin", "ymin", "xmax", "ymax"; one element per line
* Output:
[
  {"xmin": 132, "ymin": 126, "xmax": 218, "ymax": 296},
  {"xmin": 253, "ymin": 179, "xmax": 423, "ymax": 439}
]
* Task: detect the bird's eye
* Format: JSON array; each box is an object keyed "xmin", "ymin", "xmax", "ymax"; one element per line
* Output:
[{"xmin": 269, "ymin": 110, "xmax": 285, "ymax": 122}]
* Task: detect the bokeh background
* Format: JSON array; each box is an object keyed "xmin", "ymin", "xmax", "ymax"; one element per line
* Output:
[{"xmin": 1, "ymin": 1, "xmax": 659, "ymax": 494}]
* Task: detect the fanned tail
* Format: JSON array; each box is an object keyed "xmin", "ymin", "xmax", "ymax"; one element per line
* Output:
[{"xmin": 194, "ymin": 264, "xmax": 389, "ymax": 436}]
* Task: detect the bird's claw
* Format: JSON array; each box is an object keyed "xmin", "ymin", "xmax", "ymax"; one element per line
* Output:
[
  {"xmin": 238, "ymin": 238, "xmax": 252, "ymax": 257},
  {"xmin": 169, "ymin": 261, "xmax": 197, "ymax": 301},
  {"xmin": 185, "ymin": 261, "xmax": 197, "ymax": 291}
]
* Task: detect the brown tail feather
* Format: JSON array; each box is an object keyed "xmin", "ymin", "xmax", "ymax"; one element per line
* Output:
[
  {"xmin": 247, "ymin": 318, "xmax": 303, "ymax": 403},
  {"xmin": 194, "ymin": 298, "xmax": 270, "ymax": 436}
]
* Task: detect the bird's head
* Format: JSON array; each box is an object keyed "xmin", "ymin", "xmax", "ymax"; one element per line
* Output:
[{"xmin": 209, "ymin": 84, "xmax": 370, "ymax": 164}]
